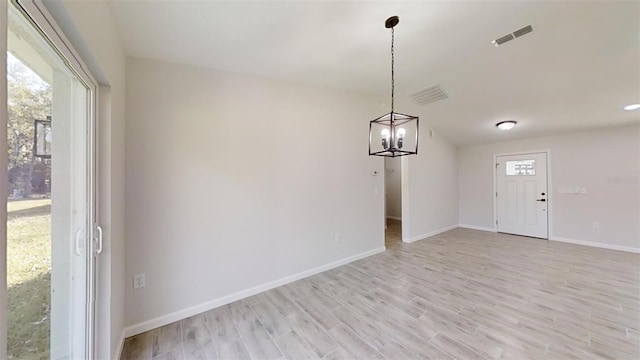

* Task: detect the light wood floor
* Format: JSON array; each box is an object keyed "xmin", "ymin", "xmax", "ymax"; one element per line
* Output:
[
  {"xmin": 385, "ymin": 219, "xmax": 402, "ymax": 247},
  {"xmin": 122, "ymin": 227, "xmax": 640, "ymax": 360}
]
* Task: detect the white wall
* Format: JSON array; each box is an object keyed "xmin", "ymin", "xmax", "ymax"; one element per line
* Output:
[
  {"xmin": 402, "ymin": 125, "xmax": 460, "ymax": 242},
  {"xmin": 44, "ymin": 1, "xmax": 127, "ymax": 358},
  {"xmin": 384, "ymin": 158, "xmax": 401, "ymax": 219},
  {"xmin": 459, "ymin": 124, "xmax": 640, "ymax": 251},
  {"xmin": 124, "ymin": 57, "xmax": 386, "ymax": 332}
]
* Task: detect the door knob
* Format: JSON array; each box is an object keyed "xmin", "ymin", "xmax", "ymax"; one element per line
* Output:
[{"xmin": 536, "ymin": 199, "xmax": 546, "ymax": 202}]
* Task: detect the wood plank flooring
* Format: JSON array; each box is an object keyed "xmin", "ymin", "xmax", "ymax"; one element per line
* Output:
[{"xmin": 122, "ymin": 225, "xmax": 640, "ymax": 359}]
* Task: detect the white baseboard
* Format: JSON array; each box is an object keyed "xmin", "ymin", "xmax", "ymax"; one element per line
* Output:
[
  {"xmin": 550, "ymin": 236, "xmax": 640, "ymax": 254},
  {"xmin": 115, "ymin": 328, "xmax": 125, "ymax": 360},
  {"xmin": 386, "ymin": 216, "xmax": 402, "ymax": 221},
  {"xmin": 402, "ymin": 224, "xmax": 458, "ymax": 243},
  {"xmin": 455, "ymin": 226, "xmax": 639, "ymax": 253},
  {"xmin": 122, "ymin": 246, "xmax": 386, "ymax": 338},
  {"xmin": 458, "ymin": 224, "xmax": 496, "ymax": 232}
]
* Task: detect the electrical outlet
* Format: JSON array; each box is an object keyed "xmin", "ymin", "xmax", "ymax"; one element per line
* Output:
[
  {"xmin": 592, "ymin": 222, "xmax": 600, "ymax": 230},
  {"xmin": 133, "ymin": 273, "xmax": 146, "ymax": 289},
  {"xmin": 334, "ymin": 233, "xmax": 341, "ymax": 243}
]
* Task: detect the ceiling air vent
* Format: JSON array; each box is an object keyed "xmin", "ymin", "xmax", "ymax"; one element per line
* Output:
[
  {"xmin": 513, "ymin": 25, "xmax": 533, "ymax": 38},
  {"xmin": 491, "ymin": 34, "xmax": 514, "ymax": 47},
  {"xmin": 492, "ymin": 24, "xmax": 534, "ymax": 47},
  {"xmin": 410, "ymin": 84, "xmax": 448, "ymax": 106}
]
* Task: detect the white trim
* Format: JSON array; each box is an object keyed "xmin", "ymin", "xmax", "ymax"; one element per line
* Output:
[
  {"xmin": 386, "ymin": 216, "xmax": 402, "ymax": 221},
  {"xmin": 400, "ymin": 156, "xmax": 410, "ymax": 241},
  {"xmin": 493, "ymin": 154, "xmax": 497, "ymax": 232},
  {"xmin": 123, "ymin": 246, "xmax": 386, "ymax": 338},
  {"xmin": 18, "ymin": 0, "xmax": 98, "ymax": 86},
  {"xmin": 0, "ymin": 2, "xmax": 8, "ymax": 359},
  {"xmin": 550, "ymin": 236, "xmax": 640, "ymax": 254},
  {"xmin": 402, "ymin": 225, "xmax": 458, "ymax": 243},
  {"xmin": 115, "ymin": 328, "xmax": 125, "ymax": 360},
  {"xmin": 458, "ymin": 224, "xmax": 496, "ymax": 232},
  {"xmin": 493, "ymin": 150, "xmax": 552, "ymax": 158}
]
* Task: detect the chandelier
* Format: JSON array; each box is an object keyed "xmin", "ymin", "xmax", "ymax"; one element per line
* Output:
[{"xmin": 369, "ymin": 16, "xmax": 419, "ymax": 157}]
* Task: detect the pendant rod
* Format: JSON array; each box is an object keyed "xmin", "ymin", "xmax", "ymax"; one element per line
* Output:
[{"xmin": 391, "ymin": 26, "xmax": 395, "ymax": 114}]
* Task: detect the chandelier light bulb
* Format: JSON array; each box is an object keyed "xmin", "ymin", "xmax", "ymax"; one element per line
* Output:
[
  {"xmin": 396, "ymin": 127, "xmax": 406, "ymax": 149},
  {"xmin": 381, "ymin": 128, "xmax": 391, "ymax": 149}
]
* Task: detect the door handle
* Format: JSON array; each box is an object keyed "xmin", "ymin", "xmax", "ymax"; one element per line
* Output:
[
  {"xmin": 95, "ymin": 225, "xmax": 103, "ymax": 255},
  {"xmin": 536, "ymin": 199, "xmax": 546, "ymax": 202}
]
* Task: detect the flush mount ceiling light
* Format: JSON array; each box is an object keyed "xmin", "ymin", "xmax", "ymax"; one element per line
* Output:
[
  {"xmin": 624, "ymin": 104, "xmax": 640, "ymax": 111},
  {"xmin": 496, "ymin": 121, "xmax": 517, "ymax": 131},
  {"xmin": 369, "ymin": 16, "xmax": 419, "ymax": 157}
]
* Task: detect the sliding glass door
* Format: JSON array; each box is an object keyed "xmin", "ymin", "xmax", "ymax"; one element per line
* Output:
[{"xmin": 5, "ymin": 0, "xmax": 98, "ymax": 358}]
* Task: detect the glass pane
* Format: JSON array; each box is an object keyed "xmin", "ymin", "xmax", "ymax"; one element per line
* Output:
[
  {"xmin": 506, "ymin": 159, "xmax": 536, "ymax": 176},
  {"xmin": 34, "ymin": 118, "xmax": 52, "ymax": 157},
  {"xmin": 7, "ymin": 3, "xmax": 91, "ymax": 359}
]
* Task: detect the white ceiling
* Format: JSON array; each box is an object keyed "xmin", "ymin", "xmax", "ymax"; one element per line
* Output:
[{"xmin": 109, "ymin": 0, "xmax": 640, "ymax": 145}]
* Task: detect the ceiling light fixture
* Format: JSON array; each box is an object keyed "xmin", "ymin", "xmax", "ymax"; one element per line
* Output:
[
  {"xmin": 624, "ymin": 104, "xmax": 640, "ymax": 111},
  {"xmin": 369, "ymin": 16, "xmax": 419, "ymax": 157},
  {"xmin": 496, "ymin": 121, "xmax": 517, "ymax": 131}
]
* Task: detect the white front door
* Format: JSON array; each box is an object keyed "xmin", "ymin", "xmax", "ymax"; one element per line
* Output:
[{"xmin": 496, "ymin": 152, "xmax": 549, "ymax": 239}]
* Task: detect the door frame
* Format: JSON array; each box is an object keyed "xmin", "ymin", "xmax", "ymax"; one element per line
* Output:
[
  {"xmin": 493, "ymin": 150, "xmax": 552, "ymax": 238},
  {"xmin": 0, "ymin": 2, "xmax": 8, "ymax": 359},
  {"xmin": 4, "ymin": 0, "xmax": 100, "ymax": 358}
]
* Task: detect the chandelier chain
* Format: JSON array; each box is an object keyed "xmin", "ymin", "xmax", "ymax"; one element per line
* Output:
[{"xmin": 391, "ymin": 26, "xmax": 395, "ymax": 113}]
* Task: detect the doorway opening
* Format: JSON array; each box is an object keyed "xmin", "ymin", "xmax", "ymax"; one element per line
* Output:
[
  {"xmin": 384, "ymin": 157, "xmax": 402, "ymax": 247},
  {"xmin": 495, "ymin": 151, "xmax": 550, "ymax": 239}
]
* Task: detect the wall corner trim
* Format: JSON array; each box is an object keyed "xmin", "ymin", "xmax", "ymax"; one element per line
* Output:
[
  {"xmin": 458, "ymin": 224, "xmax": 497, "ymax": 232},
  {"xmin": 122, "ymin": 246, "xmax": 386, "ymax": 338},
  {"xmin": 549, "ymin": 236, "xmax": 640, "ymax": 254},
  {"xmin": 402, "ymin": 224, "xmax": 458, "ymax": 243},
  {"xmin": 115, "ymin": 328, "xmax": 125, "ymax": 360}
]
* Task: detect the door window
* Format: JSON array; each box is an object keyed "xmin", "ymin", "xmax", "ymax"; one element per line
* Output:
[{"xmin": 506, "ymin": 159, "xmax": 536, "ymax": 176}]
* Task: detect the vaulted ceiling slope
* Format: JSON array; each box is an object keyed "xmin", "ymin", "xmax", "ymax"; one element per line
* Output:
[{"xmin": 109, "ymin": 1, "xmax": 640, "ymax": 145}]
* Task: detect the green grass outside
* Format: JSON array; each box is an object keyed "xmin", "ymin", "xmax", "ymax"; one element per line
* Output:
[{"xmin": 8, "ymin": 198, "xmax": 51, "ymax": 360}]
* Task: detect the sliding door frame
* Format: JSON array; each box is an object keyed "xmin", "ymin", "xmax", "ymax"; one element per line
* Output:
[
  {"xmin": 0, "ymin": 1, "xmax": 8, "ymax": 359},
  {"xmin": 3, "ymin": 0, "xmax": 100, "ymax": 358}
]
